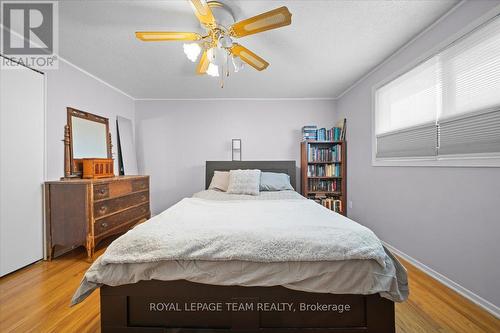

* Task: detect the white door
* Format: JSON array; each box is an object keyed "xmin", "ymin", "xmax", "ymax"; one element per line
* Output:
[{"xmin": 0, "ymin": 64, "xmax": 45, "ymax": 276}]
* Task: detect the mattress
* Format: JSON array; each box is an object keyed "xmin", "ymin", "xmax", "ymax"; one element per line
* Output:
[
  {"xmin": 73, "ymin": 248, "xmax": 407, "ymax": 305},
  {"xmin": 193, "ymin": 189, "xmax": 305, "ymax": 200},
  {"xmin": 72, "ymin": 190, "xmax": 408, "ymax": 305}
]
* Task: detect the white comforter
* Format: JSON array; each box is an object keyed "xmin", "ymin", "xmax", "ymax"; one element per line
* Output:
[
  {"xmin": 99, "ymin": 198, "xmax": 387, "ymax": 267},
  {"xmin": 72, "ymin": 195, "xmax": 408, "ymax": 305}
]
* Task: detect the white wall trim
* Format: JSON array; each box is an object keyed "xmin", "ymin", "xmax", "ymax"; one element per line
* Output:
[
  {"xmin": 383, "ymin": 241, "xmax": 500, "ymax": 319},
  {"xmin": 134, "ymin": 97, "xmax": 337, "ymax": 102},
  {"xmin": 58, "ymin": 57, "xmax": 136, "ymax": 101},
  {"xmin": 334, "ymin": 0, "xmax": 466, "ymax": 100}
]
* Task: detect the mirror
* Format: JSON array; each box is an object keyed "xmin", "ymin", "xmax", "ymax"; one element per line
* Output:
[
  {"xmin": 117, "ymin": 116, "xmax": 138, "ymax": 175},
  {"xmin": 71, "ymin": 117, "xmax": 108, "ymax": 158},
  {"xmin": 65, "ymin": 107, "xmax": 112, "ymax": 178}
]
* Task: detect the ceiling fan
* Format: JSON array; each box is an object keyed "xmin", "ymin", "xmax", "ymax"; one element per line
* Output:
[{"xmin": 135, "ymin": 0, "xmax": 292, "ymax": 87}]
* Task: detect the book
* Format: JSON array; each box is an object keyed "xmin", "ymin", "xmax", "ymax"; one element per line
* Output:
[
  {"xmin": 307, "ymin": 164, "xmax": 341, "ymax": 177},
  {"xmin": 307, "ymin": 144, "xmax": 342, "ymax": 162},
  {"xmin": 340, "ymin": 118, "xmax": 346, "ymax": 141},
  {"xmin": 316, "ymin": 197, "xmax": 343, "ymax": 213},
  {"xmin": 307, "ymin": 178, "xmax": 341, "ymax": 192},
  {"xmin": 302, "ymin": 125, "xmax": 318, "ymax": 141},
  {"xmin": 302, "ymin": 125, "xmax": 344, "ymax": 142}
]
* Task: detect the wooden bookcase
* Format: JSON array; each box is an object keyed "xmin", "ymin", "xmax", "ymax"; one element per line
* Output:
[{"xmin": 301, "ymin": 141, "xmax": 347, "ymax": 215}]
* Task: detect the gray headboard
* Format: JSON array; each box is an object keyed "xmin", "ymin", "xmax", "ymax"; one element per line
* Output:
[{"xmin": 206, "ymin": 161, "xmax": 297, "ymax": 190}]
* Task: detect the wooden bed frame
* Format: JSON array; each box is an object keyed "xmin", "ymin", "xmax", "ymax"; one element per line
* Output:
[{"xmin": 100, "ymin": 161, "xmax": 396, "ymax": 332}]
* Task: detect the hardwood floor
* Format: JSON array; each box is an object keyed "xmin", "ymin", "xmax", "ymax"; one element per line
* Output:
[
  {"xmin": 395, "ymin": 257, "xmax": 499, "ymax": 333},
  {"xmin": 0, "ymin": 246, "xmax": 498, "ymax": 333}
]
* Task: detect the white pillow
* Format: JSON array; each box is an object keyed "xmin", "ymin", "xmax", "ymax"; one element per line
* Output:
[
  {"xmin": 208, "ymin": 171, "xmax": 230, "ymax": 191},
  {"xmin": 227, "ymin": 169, "xmax": 261, "ymax": 196}
]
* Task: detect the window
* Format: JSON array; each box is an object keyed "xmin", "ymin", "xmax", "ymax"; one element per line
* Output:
[{"xmin": 374, "ymin": 15, "xmax": 500, "ymax": 165}]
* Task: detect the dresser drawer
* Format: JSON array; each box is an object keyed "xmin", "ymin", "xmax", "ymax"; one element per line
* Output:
[
  {"xmin": 94, "ymin": 203, "xmax": 149, "ymax": 235},
  {"xmin": 94, "ymin": 191, "xmax": 149, "ymax": 218},
  {"xmin": 93, "ymin": 184, "xmax": 109, "ymax": 200},
  {"xmin": 132, "ymin": 178, "xmax": 149, "ymax": 192},
  {"xmin": 94, "ymin": 177, "xmax": 148, "ymax": 201}
]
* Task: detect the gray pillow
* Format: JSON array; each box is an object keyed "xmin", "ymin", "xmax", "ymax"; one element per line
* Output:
[{"xmin": 260, "ymin": 172, "xmax": 294, "ymax": 191}]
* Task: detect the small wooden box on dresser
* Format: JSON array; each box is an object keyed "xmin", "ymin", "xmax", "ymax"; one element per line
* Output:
[{"xmin": 45, "ymin": 175, "xmax": 150, "ymax": 259}]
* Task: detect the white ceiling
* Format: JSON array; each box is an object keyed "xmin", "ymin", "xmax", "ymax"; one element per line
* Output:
[{"xmin": 58, "ymin": 0, "xmax": 459, "ymax": 99}]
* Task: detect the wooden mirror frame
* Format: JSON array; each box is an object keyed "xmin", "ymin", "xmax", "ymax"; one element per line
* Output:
[{"xmin": 64, "ymin": 107, "xmax": 112, "ymax": 178}]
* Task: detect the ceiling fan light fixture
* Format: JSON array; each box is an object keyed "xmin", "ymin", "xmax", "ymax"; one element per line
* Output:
[
  {"xmin": 207, "ymin": 47, "xmax": 227, "ymax": 66},
  {"xmin": 135, "ymin": 2, "xmax": 292, "ymax": 86},
  {"xmin": 218, "ymin": 35, "xmax": 233, "ymax": 48},
  {"xmin": 183, "ymin": 42, "xmax": 202, "ymax": 62},
  {"xmin": 206, "ymin": 63, "xmax": 219, "ymax": 77},
  {"xmin": 232, "ymin": 55, "xmax": 244, "ymax": 72}
]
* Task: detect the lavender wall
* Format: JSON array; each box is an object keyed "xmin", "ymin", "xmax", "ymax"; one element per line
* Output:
[
  {"xmin": 334, "ymin": 0, "xmax": 500, "ymax": 313},
  {"xmin": 134, "ymin": 99, "xmax": 335, "ymax": 213},
  {"xmin": 46, "ymin": 60, "xmax": 135, "ymax": 180}
]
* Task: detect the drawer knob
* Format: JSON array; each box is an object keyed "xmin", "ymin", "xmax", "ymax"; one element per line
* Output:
[
  {"xmin": 98, "ymin": 188, "xmax": 106, "ymax": 195},
  {"xmin": 101, "ymin": 222, "xmax": 108, "ymax": 228},
  {"xmin": 99, "ymin": 206, "xmax": 107, "ymax": 213},
  {"xmin": 141, "ymin": 195, "xmax": 146, "ymax": 201}
]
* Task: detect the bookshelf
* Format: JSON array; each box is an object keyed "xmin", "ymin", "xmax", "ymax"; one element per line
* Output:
[{"xmin": 301, "ymin": 140, "xmax": 347, "ymax": 215}]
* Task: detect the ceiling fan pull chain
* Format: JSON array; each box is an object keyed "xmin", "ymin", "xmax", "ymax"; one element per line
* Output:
[{"xmin": 226, "ymin": 50, "xmax": 230, "ymax": 77}]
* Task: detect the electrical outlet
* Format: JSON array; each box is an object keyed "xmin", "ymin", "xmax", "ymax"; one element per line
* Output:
[{"xmin": 348, "ymin": 201, "xmax": 353, "ymax": 209}]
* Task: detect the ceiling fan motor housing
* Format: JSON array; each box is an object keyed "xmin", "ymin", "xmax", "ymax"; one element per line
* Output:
[{"xmin": 207, "ymin": 1, "xmax": 235, "ymax": 30}]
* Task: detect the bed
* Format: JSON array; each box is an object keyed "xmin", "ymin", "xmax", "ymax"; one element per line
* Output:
[{"xmin": 72, "ymin": 161, "xmax": 408, "ymax": 332}]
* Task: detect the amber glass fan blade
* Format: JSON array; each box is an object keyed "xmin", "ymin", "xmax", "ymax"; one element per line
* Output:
[
  {"xmin": 196, "ymin": 50, "xmax": 209, "ymax": 74},
  {"xmin": 135, "ymin": 31, "xmax": 202, "ymax": 41},
  {"xmin": 188, "ymin": 0, "xmax": 216, "ymax": 27},
  {"xmin": 230, "ymin": 6, "xmax": 292, "ymax": 38},
  {"xmin": 230, "ymin": 44, "xmax": 269, "ymax": 71}
]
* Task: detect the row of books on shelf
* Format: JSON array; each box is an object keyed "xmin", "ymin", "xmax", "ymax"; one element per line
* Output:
[
  {"xmin": 302, "ymin": 120, "xmax": 346, "ymax": 141},
  {"xmin": 307, "ymin": 164, "xmax": 341, "ymax": 177},
  {"xmin": 307, "ymin": 179, "xmax": 341, "ymax": 192},
  {"xmin": 312, "ymin": 197, "xmax": 343, "ymax": 213},
  {"xmin": 307, "ymin": 145, "xmax": 342, "ymax": 162}
]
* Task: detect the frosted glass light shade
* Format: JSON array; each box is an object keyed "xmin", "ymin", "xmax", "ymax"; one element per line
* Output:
[
  {"xmin": 232, "ymin": 55, "xmax": 244, "ymax": 72},
  {"xmin": 206, "ymin": 63, "xmax": 219, "ymax": 77},
  {"xmin": 183, "ymin": 43, "xmax": 201, "ymax": 62}
]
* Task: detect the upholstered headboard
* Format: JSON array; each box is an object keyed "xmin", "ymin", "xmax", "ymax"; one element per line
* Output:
[{"xmin": 205, "ymin": 161, "xmax": 297, "ymax": 190}]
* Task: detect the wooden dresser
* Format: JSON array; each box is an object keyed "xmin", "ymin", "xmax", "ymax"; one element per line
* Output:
[{"xmin": 45, "ymin": 175, "xmax": 150, "ymax": 259}]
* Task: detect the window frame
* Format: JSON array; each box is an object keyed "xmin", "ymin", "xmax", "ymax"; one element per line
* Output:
[{"xmin": 372, "ymin": 10, "xmax": 500, "ymax": 168}]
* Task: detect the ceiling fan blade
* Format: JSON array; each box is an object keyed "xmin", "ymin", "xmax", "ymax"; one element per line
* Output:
[
  {"xmin": 230, "ymin": 6, "xmax": 292, "ymax": 38},
  {"xmin": 135, "ymin": 31, "xmax": 202, "ymax": 41},
  {"xmin": 188, "ymin": 0, "xmax": 216, "ymax": 27},
  {"xmin": 196, "ymin": 50, "xmax": 209, "ymax": 74},
  {"xmin": 230, "ymin": 44, "xmax": 269, "ymax": 71}
]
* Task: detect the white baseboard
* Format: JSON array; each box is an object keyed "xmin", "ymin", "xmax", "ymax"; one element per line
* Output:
[{"xmin": 383, "ymin": 241, "xmax": 500, "ymax": 319}]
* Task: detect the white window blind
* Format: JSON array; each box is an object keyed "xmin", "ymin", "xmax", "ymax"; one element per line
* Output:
[
  {"xmin": 439, "ymin": 16, "xmax": 500, "ymax": 155},
  {"xmin": 375, "ymin": 15, "xmax": 500, "ymax": 160},
  {"xmin": 375, "ymin": 57, "xmax": 440, "ymax": 158}
]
